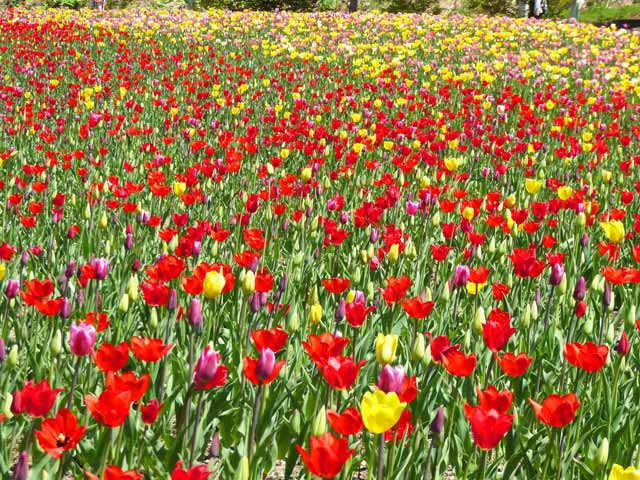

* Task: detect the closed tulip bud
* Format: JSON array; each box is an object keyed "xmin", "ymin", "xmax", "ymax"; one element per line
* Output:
[
  {"xmin": 334, "ymin": 298, "xmax": 346, "ymax": 322},
  {"xmin": 625, "ymin": 305, "xmax": 637, "ymax": 330},
  {"xmin": 260, "ymin": 292, "xmax": 268, "ymax": 307},
  {"xmin": 584, "ymin": 315, "xmax": 593, "ymax": 335},
  {"xmin": 124, "ymin": 233, "xmax": 133, "ymax": 251},
  {"xmin": 59, "ymin": 298, "xmax": 72, "ymax": 319},
  {"xmin": 5, "ymin": 279, "xmax": 19, "ymax": 299},
  {"xmin": 150, "ymin": 308, "xmax": 158, "ymax": 329},
  {"xmin": 311, "ymin": 406, "xmax": 327, "ymax": 436},
  {"xmin": 290, "ymin": 410, "xmax": 301, "ymax": 435},
  {"xmin": 118, "ymin": 293, "xmax": 129, "ymax": 313},
  {"xmin": 234, "ymin": 456, "xmax": 249, "ymax": 480},
  {"xmin": 603, "ymin": 283, "xmax": 612, "ymax": 307},
  {"xmin": 279, "ymin": 273, "xmax": 288, "ymax": 292},
  {"xmin": 168, "ymin": 289, "xmax": 178, "ymax": 312},
  {"xmin": 370, "ymin": 228, "xmax": 378, "ymax": 243},
  {"xmin": 8, "ymin": 345, "xmax": 17, "ymax": 366},
  {"xmin": 615, "ymin": 332, "xmax": 629, "ymax": 356},
  {"xmin": 473, "ymin": 306, "xmax": 485, "ymax": 335},
  {"xmin": 366, "ymin": 281, "xmax": 374, "ymax": 300},
  {"xmin": 440, "ymin": 282, "xmax": 451, "ymax": 303},
  {"xmin": 11, "ymin": 451, "xmax": 28, "ymax": 480},
  {"xmin": 308, "ymin": 286, "xmax": 319, "ymax": 306},
  {"xmin": 250, "ymin": 293, "xmax": 261, "ymax": 313},
  {"xmin": 242, "ymin": 271, "xmax": 255, "ymax": 295},
  {"xmin": 412, "ymin": 333, "xmax": 426, "ymax": 362},
  {"xmin": 595, "ymin": 438, "xmax": 609, "ymax": 468},
  {"xmin": 209, "ymin": 430, "xmax": 220, "ymax": 458},
  {"xmin": 522, "ymin": 303, "xmax": 531, "ymax": 329},
  {"xmin": 581, "ymin": 233, "xmax": 589, "ymax": 248},
  {"xmin": 590, "ymin": 274, "xmax": 602, "ymax": 293},
  {"xmin": 0, "ymin": 338, "xmax": 5, "ymax": 363},
  {"xmin": 288, "ymin": 311, "xmax": 299, "ymax": 332},
  {"xmin": 430, "ymin": 407, "xmax": 445, "ymax": 435},
  {"xmin": 188, "ymin": 298, "xmax": 203, "ymax": 330},
  {"xmin": 558, "ymin": 272, "xmax": 567, "ymax": 294},
  {"xmin": 3, "ymin": 392, "xmax": 13, "ymax": 419},
  {"xmin": 256, "ymin": 348, "xmax": 276, "ymax": 381},
  {"xmin": 550, "ymin": 264, "xmax": 564, "ymax": 286},
  {"xmin": 606, "ymin": 324, "xmax": 615, "ymax": 344},
  {"xmin": 573, "ymin": 277, "xmax": 587, "ymax": 301},
  {"xmin": 309, "ymin": 303, "xmax": 323, "ymax": 324},
  {"xmin": 50, "ymin": 329, "xmax": 62, "ymax": 355},
  {"xmin": 375, "ymin": 333, "xmax": 398, "ymax": 365},
  {"xmin": 530, "ymin": 300, "xmax": 539, "ymax": 320},
  {"xmin": 70, "ymin": 323, "xmax": 96, "ymax": 357}
]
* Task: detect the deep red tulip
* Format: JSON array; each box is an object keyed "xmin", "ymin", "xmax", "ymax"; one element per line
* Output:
[
  {"xmin": 475, "ymin": 385, "xmax": 513, "ymax": 414},
  {"xmin": 384, "ymin": 409, "xmax": 414, "ymax": 442},
  {"xmin": 494, "ymin": 352, "xmax": 533, "ymax": 377},
  {"xmin": 140, "ymin": 399, "xmax": 163, "ymax": 425},
  {"xmin": 509, "ymin": 248, "xmax": 546, "ymax": 278},
  {"xmin": 425, "ymin": 332, "xmax": 460, "ymax": 363},
  {"xmin": 35, "ymin": 408, "xmax": 86, "ymax": 459},
  {"xmin": 320, "ymin": 356, "xmax": 366, "ymax": 390},
  {"xmin": 441, "ymin": 349, "xmax": 476, "ymax": 377},
  {"xmin": 296, "ymin": 432, "xmax": 355, "ymax": 478},
  {"xmin": 130, "ymin": 336, "xmax": 174, "ymax": 362},
  {"xmin": 529, "ymin": 393, "xmax": 580, "ymax": 428},
  {"xmin": 563, "ymin": 342, "xmax": 609, "ymax": 372},
  {"xmin": 492, "ymin": 283, "xmax": 510, "ymax": 301},
  {"xmin": 380, "ymin": 275, "xmax": 412, "ymax": 305},
  {"xmin": 93, "ymin": 342, "xmax": 129, "ymax": 372},
  {"xmin": 345, "ymin": 302, "xmax": 375, "ymax": 328},
  {"xmin": 327, "ymin": 407, "xmax": 363, "ymax": 436}
]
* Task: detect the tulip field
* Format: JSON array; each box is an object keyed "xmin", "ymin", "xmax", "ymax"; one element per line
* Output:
[{"xmin": 0, "ymin": 7, "xmax": 640, "ymax": 479}]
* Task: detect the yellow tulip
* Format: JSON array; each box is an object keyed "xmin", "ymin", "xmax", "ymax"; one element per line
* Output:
[
  {"xmin": 609, "ymin": 464, "xmax": 640, "ymax": 480},
  {"xmin": 600, "ymin": 220, "xmax": 625, "ymax": 243},
  {"xmin": 360, "ymin": 390, "xmax": 406, "ymax": 434},
  {"xmin": 375, "ymin": 333, "xmax": 398, "ymax": 365},
  {"xmin": 300, "ymin": 167, "xmax": 312, "ymax": 182},
  {"xmin": 173, "ymin": 182, "xmax": 186, "ymax": 196},
  {"xmin": 309, "ymin": 303, "xmax": 323, "ymax": 324},
  {"xmin": 203, "ymin": 270, "xmax": 226, "ymax": 299},
  {"xmin": 467, "ymin": 282, "xmax": 487, "ymax": 295},
  {"xmin": 0, "ymin": 263, "xmax": 5, "ymax": 282},
  {"xmin": 388, "ymin": 244, "xmax": 399, "ymax": 263},
  {"xmin": 462, "ymin": 206, "xmax": 475, "ymax": 220},
  {"xmin": 444, "ymin": 157, "xmax": 460, "ymax": 172},
  {"xmin": 525, "ymin": 178, "xmax": 542, "ymax": 195},
  {"xmin": 558, "ymin": 186, "xmax": 573, "ymax": 201}
]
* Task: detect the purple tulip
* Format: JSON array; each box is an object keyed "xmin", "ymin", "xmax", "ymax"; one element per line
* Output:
[
  {"xmin": 550, "ymin": 263, "xmax": 564, "ymax": 286},
  {"xmin": 125, "ymin": 233, "xmax": 133, "ymax": 251},
  {"xmin": 5, "ymin": 279, "xmax": 19, "ymax": 299},
  {"xmin": 573, "ymin": 277, "xmax": 586, "ymax": 301},
  {"xmin": 430, "ymin": 407, "xmax": 445, "ymax": 434},
  {"xmin": 188, "ymin": 298, "xmax": 203, "ymax": 330},
  {"xmin": 168, "ymin": 289, "xmax": 178, "ymax": 312},
  {"xmin": 12, "ymin": 451, "xmax": 28, "ymax": 480},
  {"xmin": 256, "ymin": 348, "xmax": 276, "ymax": 382},
  {"xmin": 377, "ymin": 365, "xmax": 405, "ymax": 394},
  {"xmin": 603, "ymin": 283, "xmax": 612, "ymax": 307},
  {"xmin": 615, "ymin": 332, "xmax": 629, "ymax": 356},
  {"xmin": 0, "ymin": 338, "xmax": 5, "ymax": 363},
  {"xmin": 69, "ymin": 323, "xmax": 96, "ymax": 357},
  {"xmin": 453, "ymin": 265, "xmax": 470, "ymax": 288},
  {"xmin": 194, "ymin": 346, "xmax": 220, "ymax": 384},
  {"xmin": 92, "ymin": 258, "xmax": 109, "ymax": 281},
  {"xmin": 60, "ymin": 298, "xmax": 72, "ymax": 319},
  {"xmin": 335, "ymin": 298, "xmax": 345, "ymax": 322}
]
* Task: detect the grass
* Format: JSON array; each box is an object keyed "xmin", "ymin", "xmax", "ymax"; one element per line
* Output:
[{"xmin": 558, "ymin": 2, "xmax": 640, "ymax": 22}]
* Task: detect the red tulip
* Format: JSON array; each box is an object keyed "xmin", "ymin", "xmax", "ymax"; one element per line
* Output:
[
  {"xmin": 327, "ymin": 407, "xmax": 363, "ymax": 436},
  {"xmin": 474, "ymin": 385, "xmax": 513, "ymax": 414},
  {"xmin": 85, "ymin": 389, "xmax": 132, "ymax": 427},
  {"xmin": 494, "ymin": 352, "xmax": 533, "ymax": 377},
  {"xmin": 402, "ymin": 296, "xmax": 435, "ymax": 319},
  {"xmin": 563, "ymin": 342, "xmax": 609, "ymax": 372},
  {"xmin": 255, "ymin": 268, "xmax": 275, "ymax": 293},
  {"xmin": 296, "ymin": 432, "xmax": 355, "ymax": 478},
  {"xmin": 482, "ymin": 308, "xmax": 516, "ymax": 352},
  {"xmin": 464, "ymin": 405, "xmax": 513, "ymax": 449},
  {"xmin": 250, "ymin": 327, "xmax": 288, "ymax": 353},
  {"xmin": 345, "ymin": 302, "xmax": 375, "ymax": 328},
  {"xmin": 130, "ymin": 336, "xmax": 173, "ymax": 362},
  {"xmin": 85, "ymin": 466, "xmax": 143, "ymax": 480},
  {"xmin": 322, "ymin": 277, "xmax": 351, "ymax": 294},
  {"xmin": 425, "ymin": 333, "xmax": 460, "ymax": 363},
  {"xmin": 93, "ymin": 342, "xmax": 129, "ymax": 372},
  {"xmin": 384, "ymin": 409, "xmax": 414, "ymax": 442},
  {"xmin": 140, "ymin": 399, "xmax": 162, "ymax": 424},
  {"xmin": 35, "ymin": 408, "xmax": 86, "ymax": 459},
  {"xmin": 171, "ymin": 461, "xmax": 211, "ymax": 480},
  {"xmin": 492, "ymin": 283, "xmax": 510, "ymax": 301},
  {"xmin": 13, "ymin": 379, "xmax": 63, "ymax": 418},
  {"xmin": 441, "ymin": 349, "xmax": 476, "ymax": 377},
  {"xmin": 380, "ymin": 275, "xmax": 412, "ymax": 305},
  {"xmin": 105, "ymin": 372, "xmax": 150, "ymax": 403},
  {"xmin": 140, "ymin": 281, "xmax": 169, "ymax": 306},
  {"xmin": 529, "ymin": 393, "xmax": 580, "ymax": 427},
  {"xmin": 509, "ymin": 248, "xmax": 546, "ymax": 278},
  {"xmin": 320, "ymin": 356, "xmax": 366, "ymax": 390},
  {"xmin": 302, "ymin": 333, "xmax": 349, "ymax": 368}
]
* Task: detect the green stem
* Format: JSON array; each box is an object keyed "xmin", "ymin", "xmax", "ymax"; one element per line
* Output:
[
  {"xmin": 376, "ymin": 434, "xmax": 385, "ymax": 480},
  {"xmin": 478, "ymin": 449, "xmax": 487, "ymax": 480},
  {"xmin": 189, "ymin": 390, "xmax": 204, "ymax": 467},
  {"xmin": 248, "ymin": 383, "xmax": 263, "ymax": 463}
]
